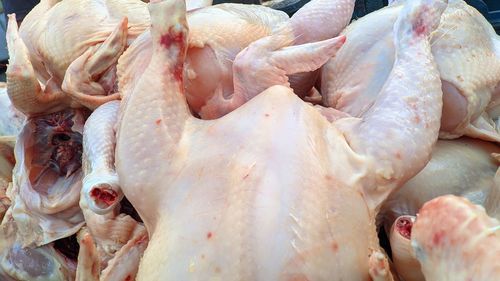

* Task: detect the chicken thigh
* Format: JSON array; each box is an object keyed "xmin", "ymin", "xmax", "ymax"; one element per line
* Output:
[
  {"xmin": 321, "ymin": 0, "xmax": 500, "ymax": 142},
  {"xmin": 115, "ymin": 0, "xmax": 446, "ymax": 279}
]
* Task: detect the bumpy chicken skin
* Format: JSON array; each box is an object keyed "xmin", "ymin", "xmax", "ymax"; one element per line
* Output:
[
  {"xmin": 321, "ymin": 0, "xmax": 500, "ymax": 142},
  {"xmin": 380, "ymin": 137, "xmax": 499, "ymax": 232},
  {"xmin": 6, "ymin": 0, "xmax": 151, "ymax": 116},
  {"xmin": 412, "ymin": 195, "xmax": 500, "ymax": 281},
  {"xmin": 115, "ymin": 0, "xmax": 446, "ymax": 279}
]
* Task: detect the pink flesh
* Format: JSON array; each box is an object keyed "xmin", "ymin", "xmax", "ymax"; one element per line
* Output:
[
  {"xmin": 90, "ymin": 188, "xmax": 118, "ymax": 207},
  {"xmin": 396, "ymin": 217, "xmax": 413, "ymax": 239}
]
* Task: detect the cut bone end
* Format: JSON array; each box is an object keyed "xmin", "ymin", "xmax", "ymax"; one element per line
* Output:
[
  {"xmin": 390, "ymin": 215, "xmax": 424, "ymax": 281},
  {"xmin": 83, "ymin": 172, "xmax": 123, "ymax": 215},
  {"xmin": 90, "ymin": 186, "xmax": 119, "ymax": 209},
  {"xmin": 395, "ymin": 216, "xmax": 413, "ymax": 239}
]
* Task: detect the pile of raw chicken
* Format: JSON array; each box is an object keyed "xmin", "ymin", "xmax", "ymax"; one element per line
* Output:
[{"xmin": 0, "ymin": 0, "xmax": 499, "ymax": 280}]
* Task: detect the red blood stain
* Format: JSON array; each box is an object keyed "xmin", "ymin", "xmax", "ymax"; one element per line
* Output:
[
  {"xmin": 412, "ymin": 7, "xmax": 430, "ymax": 36},
  {"xmin": 413, "ymin": 20, "xmax": 427, "ymax": 36},
  {"xmin": 396, "ymin": 217, "xmax": 413, "ymax": 239},
  {"xmin": 124, "ymin": 275, "xmax": 132, "ymax": 281},
  {"xmin": 207, "ymin": 232, "xmax": 213, "ymax": 239},
  {"xmin": 331, "ymin": 242, "xmax": 339, "ymax": 252},
  {"xmin": 90, "ymin": 188, "xmax": 117, "ymax": 206},
  {"xmin": 159, "ymin": 28, "xmax": 184, "ymax": 49},
  {"xmin": 173, "ymin": 65, "xmax": 184, "ymax": 82},
  {"xmin": 155, "ymin": 119, "xmax": 162, "ymax": 125},
  {"xmin": 432, "ymin": 230, "xmax": 445, "ymax": 246},
  {"xmin": 159, "ymin": 28, "xmax": 186, "ymax": 82}
]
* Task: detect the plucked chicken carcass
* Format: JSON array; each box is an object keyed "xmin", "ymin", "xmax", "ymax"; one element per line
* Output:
[
  {"xmin": 380, "ymin": 137, "xmax": 499, "ymax": 281},
  {"xmin": 115, "ymin": 0, "xmax": 446, "ymax": 279},
  {"xmin": 380, "ymin": 137, "xmax": 499, "ymax": 232},
  {"xmin": 321, "ymin": 0, "xmax": 500, "ymax": 142},
  {"xmin": 389, "ymin": 195, "xmax": 500, "ymax": 281},
  {"xmin": 6, "ymin": 0, "xmax": 151, "ymax": 116},
  {"xmin": 8, "ymin": 109, "xmax": 88, "ymax": 247},
  {"xmin": 118, "ymin": 0, "xmax": 352, "ymax": 120}
]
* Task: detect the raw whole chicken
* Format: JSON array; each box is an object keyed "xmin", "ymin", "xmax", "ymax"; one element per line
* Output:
[
  {"xmin": 321, "ymin": 0, "xmax": 500, "ymax": 142},
  {"xmin": 115, "ymin": 0, "xmax": 446, "ymax": 280},
  {"xmin": 6, "ymin": 0, "xmax": 151, "ymax": 116},
  {"xmin": 389, "ymin": 195, "xmax": 500, "ymax": 281},
  {"xmin": 118, "ymin": 0, "xmax": 352, "ymax": 120},
  {"xmin": 9, "ymin": 109, "xmax": 88, "ymax": 247},
  {"xmin": 380, "ymin": 137, "xmax": 499, "ymax": 232},
  {"xmin": 2, "ymin": 0, "xmax": 500, "ymax": 279}
]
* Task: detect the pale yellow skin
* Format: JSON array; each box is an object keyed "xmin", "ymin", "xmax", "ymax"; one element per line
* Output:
[
  {"xmin": 115, "ymin": 0, "xmax": 446, "ymax": 279},
  {"xmin": 79, "ymin": 100, "xmax": 148, "ymax": 280},
  {"xmin": 380, "ymin": 137, "xmax": 499, "ymax": 232},
  {"xmin": 117, "ymin": 1, "xmax": 348, "ymax": 120},
  {"xmin": 412, "ymin": 195, "xmax": 500, "ymax": 281},
  {"xmin": 321, "ymin": 0, "xmax": 500, "ymax": 142},
  {"xmin": 6, "ymin": 0, "xmax": 151, "ymax": 116}
]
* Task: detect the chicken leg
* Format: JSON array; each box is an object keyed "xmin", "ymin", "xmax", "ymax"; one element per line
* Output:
[{"xmin": 116, "ymin": 0, "xmax": 446, "ymax": 279}]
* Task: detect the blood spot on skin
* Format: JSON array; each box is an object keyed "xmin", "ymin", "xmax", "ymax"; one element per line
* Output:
[
  {"xmin": 331, "ymin": 242, "xmax": 339, "ymax": 252},
  {"xmin": 413, "ymin": 20, "xmax": 427, "ymax": 36},
  {"xmin": 395, "ymin": 152, "xmax": 402, "ymax": 160},
  {"xmin": 159, "ymin": 29, "xmax": 184, "ymax": 49},
  {"xmin": 412, "ymin": 6, "xmax": 430, "ymax": 36},
  {"xmin": 396, "ymin": 217, "xmax": 413, "ymax": 239},
  {"xmin": 432, "ymin": 230, "xmax": 445, "ymax": 246},
  {"xmin": 207, "ymin": 232, "xmax": 213, "ymax": 239},
  {"xmin": 90, "ymin": 188, "xmax": 117, "ymax": 207},
  {"xmin": 155, "ymin": 119, "xmax": 162, "ymax": 125},
  {"xmin": 124, "ymin": 275, "xmax": 132, "ymax": 281},
  {"xmin": 159, "ymin": 28, "xmax": 186, "ymax": 82}
]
